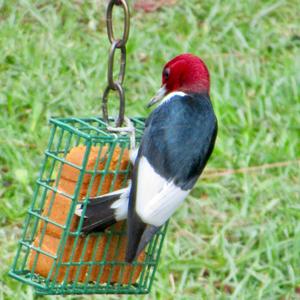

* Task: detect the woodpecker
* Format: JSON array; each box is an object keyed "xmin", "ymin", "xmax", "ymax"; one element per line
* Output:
[{"xmin": 76, "ymin": 54, "xmax": 218, "ymax": 262}]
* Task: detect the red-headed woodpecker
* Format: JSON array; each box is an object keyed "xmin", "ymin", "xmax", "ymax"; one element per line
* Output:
[{"xmin": 76, "ymin": 54, "xmax": 218, "ymax": 262}]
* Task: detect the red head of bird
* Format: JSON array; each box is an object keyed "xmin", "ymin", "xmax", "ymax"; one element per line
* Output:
[{"xmin": 148, "ymin": 53, "xmax": 210, "ymax": 107}]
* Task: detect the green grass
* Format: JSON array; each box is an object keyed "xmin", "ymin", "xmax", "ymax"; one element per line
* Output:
[{"xmin": 1, "ymin": 0, "xmax": 300, "ymax": 299}]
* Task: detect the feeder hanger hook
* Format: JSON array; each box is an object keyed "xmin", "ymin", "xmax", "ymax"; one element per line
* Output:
[{"xmin": 102, "ymin": 0, "xmax": 130, "ymax": 127}]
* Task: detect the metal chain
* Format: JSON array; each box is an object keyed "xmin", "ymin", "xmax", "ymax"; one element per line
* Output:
[{"xmin": 102, "ymin": 0, "xmax": 130, "ymax": 127}]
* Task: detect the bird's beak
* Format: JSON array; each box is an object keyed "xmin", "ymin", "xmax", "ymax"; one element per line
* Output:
[{"xmin": 147, "ymin": 85, "xmax": 167, "ymax": 108}]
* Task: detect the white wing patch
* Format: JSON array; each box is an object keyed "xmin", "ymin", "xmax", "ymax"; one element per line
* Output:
[
  {"xmin": 130, "ymin": 148, "xmax": 139, "ymax": 164},
  {"xmin": 136, "ymin": 157, "xmax": 164, "ymax": 220},
  {"xmin": 136, "ymin": 157, "xmax": 190, "ymax": 227}
]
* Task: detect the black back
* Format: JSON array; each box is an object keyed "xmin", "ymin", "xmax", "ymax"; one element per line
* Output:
[{"xmin": 141, "ymin": 92, "xmax": 217, "ymax": 190}]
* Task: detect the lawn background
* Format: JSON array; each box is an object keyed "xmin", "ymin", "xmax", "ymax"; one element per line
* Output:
[{"xmin": 0, "ymin": 0, "xmax": 299, "ymax": 299}]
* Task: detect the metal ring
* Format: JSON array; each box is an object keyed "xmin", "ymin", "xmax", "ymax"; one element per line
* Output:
[
  {"xmin": 107, "ymin": 40, "xmax": 126, "ymax": 89},
  {"xmin": 106, "ymin": 0, "xmax": 130, "ymax": 48},
  {"xmin": 102, "ymin": 82, "xmax": 125, "ymax": 127}
]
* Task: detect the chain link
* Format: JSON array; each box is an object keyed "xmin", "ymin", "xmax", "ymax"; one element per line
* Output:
[
  {"xmin": 106, "ymin": 0, "xmax": 130, "ymax": 47},
  {"xmin": 107, "ymin": 40, "xmax": 126, "ymax": 88},
  {"xmin": 102, "ymin": 0, "xmax": 130, "ymax": 127},
  {"xmin": 102, "ymin": 82, "xmax": 125, "ymax": 128}
]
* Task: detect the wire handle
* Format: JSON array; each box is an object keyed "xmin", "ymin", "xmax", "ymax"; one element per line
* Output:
[
  {"xmin": 106, "ymin": 117, "xmax": 136, "ymax": 150},
  {"xmin": 102, "ymin": 0, "xmax": 130, "ymax": 127}
]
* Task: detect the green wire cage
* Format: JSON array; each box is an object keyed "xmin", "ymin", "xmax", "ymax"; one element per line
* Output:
[{"xmin": 9, "ymin": 116, "xmax": 168, "ymax": 295}]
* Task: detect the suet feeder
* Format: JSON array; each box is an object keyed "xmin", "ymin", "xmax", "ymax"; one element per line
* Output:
[
  {"xmin": 9, "ymin": 0, "xmax": 168, "ymax": 295},
  {"xmin": 9, "ymin": 117, "xmax": 168, "ymax": 295}
]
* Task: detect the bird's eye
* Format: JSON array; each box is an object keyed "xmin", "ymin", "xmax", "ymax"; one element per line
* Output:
[{"xmin": 163, "ymin": 68, "xmax": 170, "ymax": 80}]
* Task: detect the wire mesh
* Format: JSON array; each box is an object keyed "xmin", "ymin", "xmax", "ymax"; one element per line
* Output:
[{"xmin": 9, "ymin": 117, "xmax": 168, "ymax": 295}]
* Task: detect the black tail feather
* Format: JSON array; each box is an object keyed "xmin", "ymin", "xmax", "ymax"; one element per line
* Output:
[
  {"xmin": 125, "ymin": 212, "xmax": 146, "ymax": 263},
  {"xmin": 136, "ymin": 225, "xmax": 160, "ymax": 258},
  {"xmin": 77, "ymin": 192, "xmax": 123, "ymax": 234},
  {"xmin": 125, "ymin": 213, "xmax": 160, "ymax": 263}
]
